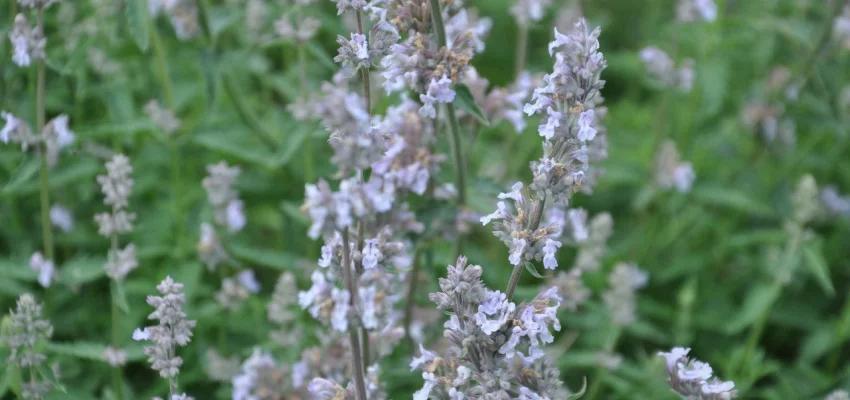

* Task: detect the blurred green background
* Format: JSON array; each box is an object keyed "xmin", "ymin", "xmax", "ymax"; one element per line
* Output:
[{"xmin": 1, "ymin": 0, "xmax": 850, "ymax": 398}]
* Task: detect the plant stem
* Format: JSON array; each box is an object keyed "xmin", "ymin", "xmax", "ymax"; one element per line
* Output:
[
  {"xmin": 505, "ymin": 196, "xmax": 547, "ymax": 301},
  {"xmin": 342, "ymin": 230, "xmax": 368, "ymax": 400},
  {"xmin": 110, "ymin": 281, "xmax": 126, "ymax": 400},
  {"xmin": 514, "ymin": 23, "xmax": 529, "ymax": 78},
  {"xmin": 355, "ymin": 11, "xmax": 372, "ymax": 114},
  {"xmin": 429, "ymin": 0, "xmax": 467, "ymax": 207},
  {"xmin": 403, "ymin": 246, "xmax": 422, "ymax": 343},
  {"xmin": 35, "ymin": 9, "xmax": 54, "ymax": 266}
]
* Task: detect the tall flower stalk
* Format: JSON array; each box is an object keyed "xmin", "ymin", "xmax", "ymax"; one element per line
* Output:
[{"xmin": 95, "ymin": 154, "xmax": 138, "ymax": 400}]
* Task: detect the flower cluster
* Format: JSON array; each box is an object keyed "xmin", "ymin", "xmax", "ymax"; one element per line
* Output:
[
  {"xmin": 133, "ymin": 276, "xmax": 196, "ymax": 390},
  {"xmin": 94, "ymin": 154, "xmax": 140, "ymax": 281},
  {"xmin": 603, "ymin": 262, "xmax": 648, "ymax": 326},
  {"xmin": 524, "ymin": 19, "xmax": 607, "ymax": 204},
  {"xmin": 9, "ymin": 14, "xmax": 46, "ymax": 67},
  {"xmin": 640, "ymin": 46, "xmax": 696, "ymax": 93},
  {"xmin": 654, "ymin": 140, "xmax": 696, "ymax": 193},
  {"xmin": 1, "ymin": 111, "xmax": 75, "ymax": 165},
  {"xmin": 29, "ymin": 252, "xmax": 56, "ymax": 288},
  {"xmin": 4, "ymin": 294, "xmax": 54, "ymax": 400},
  {"xmin": 481, "ymin": 182, "xmax": 563, "ymax": 268},
  {"xmin": 232, "ymin": 348, "xmax": 300, "ymax": 399},
  {"xmin": 676, "ymin": 0, "xmax": 718, "ymax": 23},
  {"xmin": 145, "ymin": 100, "xmax": 181, "ymax": 135},
  {"xmin": 303, "ymin": 177, "xmax": 397, "ymax": 239},
  {"xmin": 267, "ymin": 272, "xmax": 303, "ymax": 346},
  {"xmin": 196, "ymin": 223, "xmax": 228, "ymax": 270},
  {"xmin": 414, "ymin": 257, "xmax": 567, "ymax": 399},
  {"xmin": 659, "ymin": 347, "xmax": 737, "ymax": 399},
  {"xmin": 334, "ymin": 20, "xmax": 400, "ymax": 72},
  {"xmin": 381, "ymin": 0, "xmax": 492, "ymax": 118},
  {"xmin": 820, "ymin": 186, "xmax": 850, "ymax": 218},
  {"xmin": 202, "ymin": 161, "xmax": 246, "ymax": 233}
]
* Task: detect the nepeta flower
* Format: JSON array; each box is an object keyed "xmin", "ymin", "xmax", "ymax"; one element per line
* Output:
[
  {"xmin": 654, "ymin": 140, "xmax": 695, "ymax": 193},
  {"xmin": 658, "ymin": 347, "xmax": 737, "ymax": 399},
  {"xmin": 419, "ymin": 75, "xmax": 456, "ymax": 119},
  {"xmin": 232, "ymin": 349, "xmax": 292, "ymax": 400},
  {"xmin": 551, "ymin": 268, "xmax": 589, "ymax": 311},
  {"xmin": 4, "ymin": 294, "xmax": 54, "ymax": 399},
  {"xmin": 475, "ymin": 290, "xmax": 515, "ymax": 335},
  {"xmin": 676, "ymin": 0, "xmax": 718, "ymax": 23},
  {"xmin": 9, "ymin": 14, "xmax": 46, "ymax": 67},
  {"xmin": 334, "ymin": 21, "xmax": 400, "ymax": 72},
  {"xmin": 275, "ymin": 17, "xmax": 321, "ymax": 42},
  {"xmin": 144, "ymin": 100, "xmax": 181, "ymax": 135},
  {"xmin": 104, "ymin": 244, "xmax": 139, "ymax": 281},
  {"xmin": 202, "ymin": 162, "xmax": 245, "ymax": 232},
  {"xmin": 1, "ymin": 111, "xmax": 37, "ymax": 147},
  {"xmin": 29, "ymin": 252, "xmax": 56, "ymax": 288},
  {"xmin": 103, "ymin": 346, "xmax": 128, "ymax": 367},
  {"xmin": 821, "ymin": 186, "xmax": 850, "ymax": 217},
  {"xmin": 49, "ymin": 204, "xmax": 74, "ymax": 232},
  {"xmin": 97, "ymin": 154, "xmax": 134, "ymax": 209},
  {"xmin": 481, "ymin": 182, "xmax": 562, "ymax": 267},
  {"xmin": 133, "ymin": 276, "xmax": 196, "ymax": 381}
]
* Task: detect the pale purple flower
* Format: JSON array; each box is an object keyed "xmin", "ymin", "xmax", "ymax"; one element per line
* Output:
[
  {"xmin": 237, "ymin": 270, "xmax": 260, "ymax": 294},
  {"xmin": 50, "ymin": 204, "xmax": 74, "ymax": 232},
  {"xmin": 474, "ymin": 290, "xmax": 515, "ymax": 334},
  {"xmin": 29, "ymin": 252, "xmax": 55, "ymax": 288}
]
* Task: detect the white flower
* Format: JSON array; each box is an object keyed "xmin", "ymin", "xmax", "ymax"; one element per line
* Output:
[
  {"xmin": 577, "ymin": 110, "xmax": 597, "ymax": 141},
  {"xmin": 413, "ymin": 372, "xmax": 437, "ymax": 400},
  {"xmin": 29, "ymin": 252, "xmax": 55, "ymax": 288},
  {"xmin": 481, "ymin": 201, "xmax": 509, "ymax": 225},
  {"xmin": 362, "ymin": 239, "xmax": 381, "ymax": 269},
  {"xmin": 474, "ymin": 290, "xmax": 515, "ymax": 335},
  {"xmin": 658, "ymin": 347, "xmax": 690, "ymax": 373},
  {"xmin": 702, "ymin": 379, "xmax": 735, "ymax": 395},
  {"xmin": 132, "ymin": 327, "xmax": 151, "ymax": 341},
  {"xmin": 52, "ymin": 115, "xmax": 75, "ymax": 148},
  {"xmin": 409, "ymin": 343, "xmax": 438, "ymax": 371},
  {"xmin": 568, "ymin": 208, "xmax": 589, "ymax": 242},
  {"xmin": 677, "ymin": 360, "xmax": 713, "ymax": 381},
  {"xmin": 237, "ymin": 269, "xmax": 261, "ymax": 293},
  {"xmin": 353, "ymin": 33, "xmax": 369, "ymax": 60},
  {"xmin": 540, "ymin": 107, "xmax": 562, "ymax": 140},
  {"xmin": 50, "ymin": 204, "xmax": 74, "ymax": 232},
  {"xmin": 226, "ymin": 199, "xmax": 246, "ymax": 232},
  {"xmin": 509, "ymin": 238, "xmax": 527, "ymax": 266},
  {"xmin": 542, "ymin": 239, "xmax": 561, "ymax": 270},
  {"xmin": 330, "ymin": 288, "xmax": 350, "ymax": 332},
  {"xmin": 673, "ymin": 163, "xmax": 695, "ymax": 192},
  {"xmin": 1, "ymin": 111, "xmax": 20, "ymax": 144}
]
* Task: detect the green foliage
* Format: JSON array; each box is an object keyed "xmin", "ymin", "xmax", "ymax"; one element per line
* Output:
[{"xmin": 1, "ymin": 0, "xmax": 850, "ymax": 399}]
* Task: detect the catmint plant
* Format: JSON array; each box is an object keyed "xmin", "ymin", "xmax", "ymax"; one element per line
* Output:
[
  {"xmin": 133, "ymin": 276, "xmax": 196, "ymax": 399},
  {"xmin": 96, "ymin": 154, "xmax": 138, "ymax": 281},
  {"xmin": 3, "ymin": 294, "xmax": 55, "ymax": 400},
  {"xmin": 659, "ymin": 347, "xmax": 737, "ymax": 399}
]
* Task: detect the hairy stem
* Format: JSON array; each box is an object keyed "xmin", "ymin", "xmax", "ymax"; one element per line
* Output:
[
  {"xmin": 505, "ymin": 196, "xmax": 547, "ymax": 301},
  {"xmin": 514, "ymin": 23, "xmax": 528, "ymax": 78},
  {"xmin": 342, "ymin": 230, "xmax": 369, "ymax": 400},
  {"xmin": 429, "ymin": 0, "xmax": 468, "ymax": 207},
  {"xmin": 36, "ymin": 9, "xmax": 54, "ymax": 265}
]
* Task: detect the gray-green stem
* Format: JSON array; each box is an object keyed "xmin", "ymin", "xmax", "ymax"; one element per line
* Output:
[
  {"xmin": 514, "ymin": 23, "xmax": 529, "ymax": 78},
  {"xmin": 342, "ymin": 230, "xmax": 368, "ymax": 400},
  {"xmin": 505, "ymin": 196, "xmax": 547, "ymax": 301},
  {"xmin": 354, "ymin": 9, "xmax": 372, "ymax": 367},
  {"xmin": 429, "ymin": 0, "xmax": 468, "ymax": 206}
]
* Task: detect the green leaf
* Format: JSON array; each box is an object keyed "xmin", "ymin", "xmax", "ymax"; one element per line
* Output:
[
  {"xmin": 222, "ymin": 72, "xmax": 278, "ymax": 147},
  {"xmin": 194, "ymin": 132, "xmax": 275, "ymax": 168},
  {"xmin": 36, "ymin": 364, "xmax": 66, "ymax": 394},
  {"xmin": 566, "ymin": 377, "xmax": 588, "ymax": 399},
  {"xmin": 802, "ymin": 244, "xmax": 834, "ymax": 297},
  {"xmin": 111, "ymin": 280, "xmax": 130, "ymax": 314},
  {"xmin": 228, "ymin": 244, "xmax": 298, "ymax": 271},
  {"xmin": 1, "ymin": 159, "xmax": 40, "ymax": 196},
  {"xmin": 59, "ymin": 256, "xmax": 106, "ymax": 286},
  {"xmin": 524, "ymin": 262, "xmax": 545, "ymax": 279},
  {"xmin": 46, "ymin": 342, "xmax": 108, "ymax": 361},
  {"xmin": 125, "ymin": 0, "xmax": 150, "ymax": 52},
  {"xmin": 692, "ymin": 185, "xmax": 774, "ymax": 218},
  {"xmin": 724, "ymin": 282, "xmax": 781, "ymax": 334},
  {"xmin": 0, "ymin": 259, "xmax": 38, "ymax": 281},
  {"xmin": 0, "ymin": 362, "xmax": 22, "ymax": 398},
  {"xmin": 453, "ymin": 84, "xmax": 490, "ymax": 125}
]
